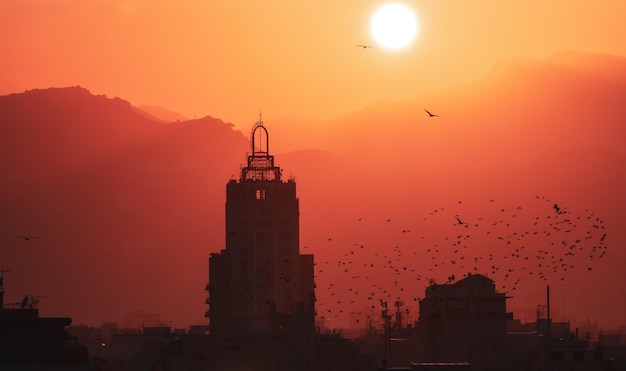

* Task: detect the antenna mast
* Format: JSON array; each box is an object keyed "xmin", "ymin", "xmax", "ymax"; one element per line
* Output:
[
  {"xmin": 241, "ymin": 114, "xmax": 281, "ymax": 182},
  {"xmin": 0, "ymin": 266, "xmax": 10, "ymax": 312}
]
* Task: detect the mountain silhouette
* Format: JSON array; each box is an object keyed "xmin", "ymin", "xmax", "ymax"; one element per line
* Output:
[{"xmin": 0, "ymin": 87, "xmax": 248, "ymax": 326}]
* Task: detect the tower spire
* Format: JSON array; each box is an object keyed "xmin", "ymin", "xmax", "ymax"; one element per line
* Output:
[{"xmin": 241, "ymin": 115, "xmax": 281, "ymax": 181}]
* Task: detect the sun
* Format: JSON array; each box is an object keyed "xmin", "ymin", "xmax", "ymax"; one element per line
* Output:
[{"xmin": 370, "ymin": 3, "xmax": 418, "ymax": 49}]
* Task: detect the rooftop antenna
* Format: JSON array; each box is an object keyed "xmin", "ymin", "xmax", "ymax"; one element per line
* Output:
[
  {"xmin": 380, "ymin": 300, "xmax": 392, "ymax": 367},
  {"xmin": 394, "ymin": 300, "xmax": 404, "ymax": 329},
  {"xmin": 241, "ymin": 111, "xmax": 280, "ymax": 181},
  {"xmin": 20, "ymin": 294, "xmax": 47, "ymax": 309},
  {"xmin": 0, "ymin": 266, "xmax": 10, "ymax": 311},
  {"xmin": 0, "ymin": 266, "xmax": 9, "ymax": 283},
  {"xmin": 547, "ymin": 285, "xmax": 551, "ymax": 338}
]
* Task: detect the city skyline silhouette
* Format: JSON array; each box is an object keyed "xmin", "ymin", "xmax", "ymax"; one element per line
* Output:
[
  {"xmin": 0, "ymin": 82, "xmax": 624, "ymax": 368},
  {"xmin": 0, "ymin": 1, "xmax": 625, "ymax": 368}
]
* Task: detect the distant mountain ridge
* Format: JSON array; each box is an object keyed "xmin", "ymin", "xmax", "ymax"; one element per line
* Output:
[
  {"xmin": 137, "ymin": 104, "xmax": 189, "ymax": 123},
  {"xmin": 0, "ymin": 86, "xmax": 250, "ymax": 326},
  {"xmin": 267, "ymin": 51, "xmax": 626, "ymax": 171}
]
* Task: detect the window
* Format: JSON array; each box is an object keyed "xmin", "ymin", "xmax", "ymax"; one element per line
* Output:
[{"xmin": 255, "ymin": 189, "xmax": 266, "ymax": 200}]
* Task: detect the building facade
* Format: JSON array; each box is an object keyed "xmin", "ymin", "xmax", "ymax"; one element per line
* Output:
[
  {"xmin": 418, "ymin": 273, "xmax": 508, "ymax": 370},
  {"xmin": 205, "ymin": 118, "xmax": 315, "ymax": 370}
]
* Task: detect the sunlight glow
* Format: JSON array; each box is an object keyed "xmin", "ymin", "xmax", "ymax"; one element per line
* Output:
[{"xmin": 370, "ymin": 3, "xmax": 418, "ymax": 49}]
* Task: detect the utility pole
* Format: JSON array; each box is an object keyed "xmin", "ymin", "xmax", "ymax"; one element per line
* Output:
[{"xmin": 381, "ymin": 300, "xmax": 392, "ymax": 369}]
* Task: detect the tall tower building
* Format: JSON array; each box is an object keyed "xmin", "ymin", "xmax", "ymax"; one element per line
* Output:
[{"xmin": 206, "ymin": 118, "xmax": 315, "ymax": 339}]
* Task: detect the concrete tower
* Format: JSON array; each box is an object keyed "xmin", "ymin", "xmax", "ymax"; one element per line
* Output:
[{"xmin": 206, "ymin": 117, "xmax": 315, "ymax": 339}]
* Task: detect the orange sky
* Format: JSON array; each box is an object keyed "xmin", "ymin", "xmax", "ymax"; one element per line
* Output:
[{"xmin": 1, "ymin": 0, "xmax": 625, "ymax": 128}]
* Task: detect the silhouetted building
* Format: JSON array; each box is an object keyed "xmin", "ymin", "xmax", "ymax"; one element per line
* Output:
[
  {"xmin": 0, "ymin": 274, "xmax": 89, "ymax": 368},
  {"xmin": 504, "ymin": 287, "xmax": 616, "ymax": 371},
  {"xmin": 205, "ymin": 118, "xmax": 315, "ymax": 370},
  {"xmin": 418, "ymin": 273, "xmax": 508, "ymax": 370}
]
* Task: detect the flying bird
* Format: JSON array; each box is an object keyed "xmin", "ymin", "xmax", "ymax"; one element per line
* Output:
[
  {"xmin": 13, "ymin": 234, "xmax": 41, "ymax": 241},
  {"xmin": 424, "ymin": 109, "xmax": 439, "ymax": 117},
  {"xmin": 356, "ymin": 44, "xmax": 374, "ymax": 49},
  {"xmin": 454, "ymin": 216, "xmax": 467, "ymax": 227}
]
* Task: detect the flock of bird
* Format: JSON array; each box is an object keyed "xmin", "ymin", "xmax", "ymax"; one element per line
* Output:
[
  {"xmin": 10, "ymin": 192, "xmax": 608, "ymax": 329},
  {"xmin": 311, "ymin": 195, "xmax": 608, "ymax": 326}
]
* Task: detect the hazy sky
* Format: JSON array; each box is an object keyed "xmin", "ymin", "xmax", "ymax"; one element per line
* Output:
[{"xmin": 2, "ymin": 0, "xmax": 625, "ymax": 127}]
